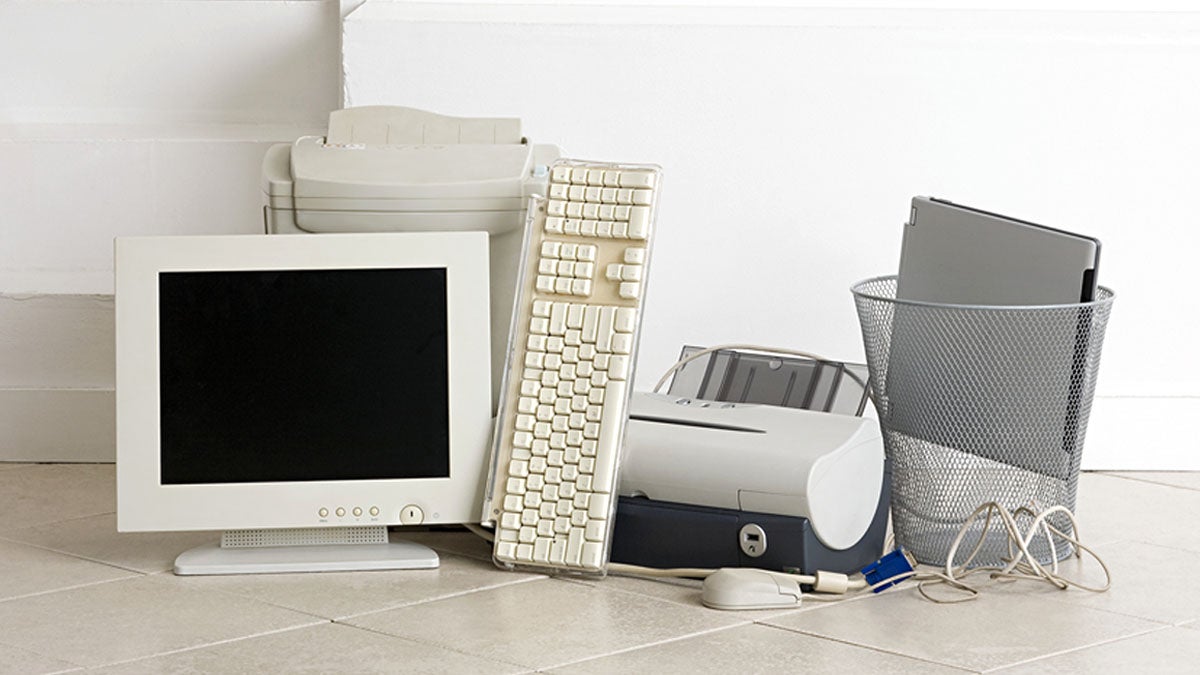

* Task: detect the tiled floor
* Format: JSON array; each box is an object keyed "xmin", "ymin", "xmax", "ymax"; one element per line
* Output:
[{"xmin": 1, "ymin": 464, "xmax": 1198, "ymax": 674}]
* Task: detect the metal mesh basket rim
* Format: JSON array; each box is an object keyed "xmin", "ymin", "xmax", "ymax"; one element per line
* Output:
[{"xmin": 851, "ymin": 275, "xmax": 1115, "ymax": 312}]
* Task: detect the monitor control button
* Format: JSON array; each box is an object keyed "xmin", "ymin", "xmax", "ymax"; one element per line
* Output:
[
  {"xmin": 352, "ymin": 507, "xmax": 363, "ymax": 517},
  {"xmin": 335, "ymin": 507, "xmax": 346, "ymax": 517},
  {"xmin": 369, "ymin": 506, "xmax": 380, "ymax": 517},
  {"xmin": 399, "ymin": 505, "xmax": 424, "ymax": 525},
  {"xmin": 318, "ymin": 508, "xmax": 329, "ymax": 518}
]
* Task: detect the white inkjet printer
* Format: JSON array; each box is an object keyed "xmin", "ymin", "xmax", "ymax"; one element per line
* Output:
[
  {"xmin": 261, "ymin": 106, "xmax": 561, "ymax": 407},
  {"xmin": 614, "ymin": 349, "xmax": 890, "ymax": 574}
]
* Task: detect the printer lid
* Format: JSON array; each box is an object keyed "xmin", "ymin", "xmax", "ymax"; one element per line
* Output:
[{"xmin": 281, "ymin": 107, "xmax": 545, "ymax": 201}]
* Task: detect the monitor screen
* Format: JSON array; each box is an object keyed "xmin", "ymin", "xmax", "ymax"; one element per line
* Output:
[
  {"xmin": 115, "ymin": 232, "xmax": 492, "ymax": 534},
  {"xmin": 158, "ymin": 268, "xmax": 450, "ymax": 485}
]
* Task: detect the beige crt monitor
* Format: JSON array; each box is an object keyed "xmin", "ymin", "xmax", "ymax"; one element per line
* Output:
[{"xmin": 116, "ymin": 232, "xmax": 492, "ymax": 575}]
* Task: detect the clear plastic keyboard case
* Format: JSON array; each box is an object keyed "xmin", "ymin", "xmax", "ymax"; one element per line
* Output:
[{"xmin": 482, "ymin": 159, "xmax": 661, "ymax": 576}]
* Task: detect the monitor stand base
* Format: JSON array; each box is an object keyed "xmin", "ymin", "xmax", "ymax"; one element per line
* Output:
[{"xmin": 173, "ymin": 526, "xmax": 438, "ymax": 575}]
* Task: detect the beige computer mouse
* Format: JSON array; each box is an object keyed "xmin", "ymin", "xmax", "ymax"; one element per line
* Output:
[{"xmin": 701, "ymin": 568, "xmax": 804, "ymax": 610}]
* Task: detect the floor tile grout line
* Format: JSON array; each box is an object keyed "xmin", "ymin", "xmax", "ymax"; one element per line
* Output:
[
  {"xmin": 0, "ymin": 635, "xmax": 90, "ymax": 672},
  {"xmin": 0, "ymin": 534, "xmax": 167, "ymax": 576},
  {"xmin": 332, "ymin": 573, "xmax": 548, "ymax": 623},
  {"xmin": 750, "ymin": 621, "xmax": 980, "ymax": 673},
  {"xmin": 978, "ymin": 624, "xmax": 1174, "ymax": 673},
  {"xmin": 141, "ymin": 573, "xmax": 345, "ymax": 623},
  {"xmin": 78, "ymin": 618, "xmax": 333, "ymax": 671},
  {"xmin": 0, "ymin": 573, "xmax": 141, "ymax": 607},
  {"xmin": 1020, "ymin": 579, "xmax": 1195, "ymax": 626},
  {"xmin": 1089, "ymin": 473, "xmax": 1200, "ymax": 493},
  {"xmin": 338, "ymin": 580, "xmax": 756, "ymax": 672},
  {"xmin": 1113, "ymin": 538, "xmax": 1200, "ymax": 557},
  {"xmin": 540, "ymin": 622, "xmax": 757, "ymax": 672},
  {"xmin": 331, "ymin": 617, "xmax": 533, "ymax": 671},
  {"xmin": 0, "ymin": 510, "xmax": 119, "ymax": 538}
]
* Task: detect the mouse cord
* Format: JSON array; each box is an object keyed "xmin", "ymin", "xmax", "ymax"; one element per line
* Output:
[
  {"xmin": 606, "ymin": 562, "xmax": 879, "ymax": 596},
  {"xmin": 462, "ymin": 523, "xmax": 877, "ymax": 596}
]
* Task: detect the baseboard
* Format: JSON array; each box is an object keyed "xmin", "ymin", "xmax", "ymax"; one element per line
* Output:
[{"xmin": 0, "ymin": 388, "xmax": 114, "ymax": 462}]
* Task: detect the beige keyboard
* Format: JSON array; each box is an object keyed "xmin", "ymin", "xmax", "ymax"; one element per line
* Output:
[{"xmin": 485, "ymin": 159, "xmax": 661, "ymax": 574}]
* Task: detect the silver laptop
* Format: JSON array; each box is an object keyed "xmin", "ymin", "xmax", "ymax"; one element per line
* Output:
[
  {"xmin": 886, "ymin": 197, "xmax": 1101, "ymax": 480},
  {"xmin": 897, "ymin": 197, "xmax": 1099, "ymax": 305}
]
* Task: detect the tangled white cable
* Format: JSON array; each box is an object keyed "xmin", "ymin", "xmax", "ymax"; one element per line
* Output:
[{"xmin": 915, "ymin": 501, "xmax": 1111, "ymax": 603}]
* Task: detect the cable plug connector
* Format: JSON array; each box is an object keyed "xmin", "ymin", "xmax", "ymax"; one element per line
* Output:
[
  {"xmin": 862, "ymin": 548, "xmax": 917, "ymax": 593},
  {"xmin": 812, "ymin": 570, "xmax": 851, "ymax": 594}
]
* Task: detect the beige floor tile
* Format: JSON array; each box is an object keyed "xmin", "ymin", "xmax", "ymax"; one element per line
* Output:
[
  {"xmin": 0, "ymin": 513, "xmax": 214, "ymax": 574},
  {"xmin": 1103, "ymin": 471, "xmax": 1200, "ymax": 492},
  {"xmin": 764, "ymin": 585, "xmax": 1162, "ymax": 672},
  {"xmin": 550, "ymin": 623, "xmax": 964, "ymax": 674},
  {"xmin": 0, "ymin": 643, "xmax": 80, "ymax": 675},
  {"xmin": 89, "ymin": 622, "xmax": 526, "ymax": 675},
  {"xmin": 345, "ymin": 577, "xmax": 746, "ymax": 670},
  {"xmin": 0, "ymin": 464, "xmax": 114, "ymax": 531},
  {"xmin": 995, "ymin": 626, "xmax": 1199, "ymax": 674},
  {"xmin": 0, "ymin": 538, "xmax": 134, "ymax": 601},
  {"xmin": 0, "ymin": 575, "xmax": 322, "ymax": 669},
  {"xmin": 1075, "ymin": 473, "xmax": 1200, "ymax": 552},
  {"xmin": 1020, "ymin": 539, "xmax": 1200, "ymax": 625},
  {"xmin": 164, "ymin": 551, "xmax": 542, "ymax": 620}
]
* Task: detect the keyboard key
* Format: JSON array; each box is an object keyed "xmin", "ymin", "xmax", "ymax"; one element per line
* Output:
[
  {"xmin": 628, "ymin": 207, "xmax": 650, "ymax": 237},
  {"xmin": 614, "ymin": 307, "xmax": 636, "ymax": 333},
  {"xmin": 618, "ymin": 170, "xmax": 656, "ymax": 189},
  {"xmin": 582, "ymin": 541, "xmax": 604, "ymax": 568},
  {"xmin": 612, "ymin": 333, "xmax": 632, "ymax": 355}
]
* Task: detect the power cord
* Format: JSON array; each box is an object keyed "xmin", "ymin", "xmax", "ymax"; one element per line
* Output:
[{"xmin": 910, "ymin": 501, "xmax": 1111, "ymax": 603}]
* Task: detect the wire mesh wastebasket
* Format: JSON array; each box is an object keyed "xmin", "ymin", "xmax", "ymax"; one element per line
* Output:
[{"xmin": 851, "ymin": 276, "xmax": 1114, "ymax": 567}]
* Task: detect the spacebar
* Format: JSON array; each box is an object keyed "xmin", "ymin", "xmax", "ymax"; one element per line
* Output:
[{"xmin": 590, "ymin": 379, "xmax": 628, "ymax": 494}]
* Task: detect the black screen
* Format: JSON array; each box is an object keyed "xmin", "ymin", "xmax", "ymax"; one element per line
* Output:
[{"xmin": 158, "ymin": 268, "xmax": 450, "ymax": 484}]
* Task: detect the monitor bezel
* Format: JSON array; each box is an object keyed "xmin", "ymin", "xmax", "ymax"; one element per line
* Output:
[{"xmin": 116, "ymin": 232, "xmax": 492, "ymax": 533}]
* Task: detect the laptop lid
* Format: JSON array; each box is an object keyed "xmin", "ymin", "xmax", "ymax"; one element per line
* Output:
[{"xmin": 897, "ymin": 197, "xmax": 1100, "ymax": 305}]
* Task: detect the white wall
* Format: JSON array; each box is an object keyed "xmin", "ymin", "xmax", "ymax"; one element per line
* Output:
[
  {"xmin": 345, "ymin": 2, "xmax": 1200, "ymax": 468},
  {"xmin": 2, "ymin": 1, "xmax": 1196, "ymax": 468},
  {"xmin": 0, "ymin": 0, "xmax": 342, "ymax": 460}
]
